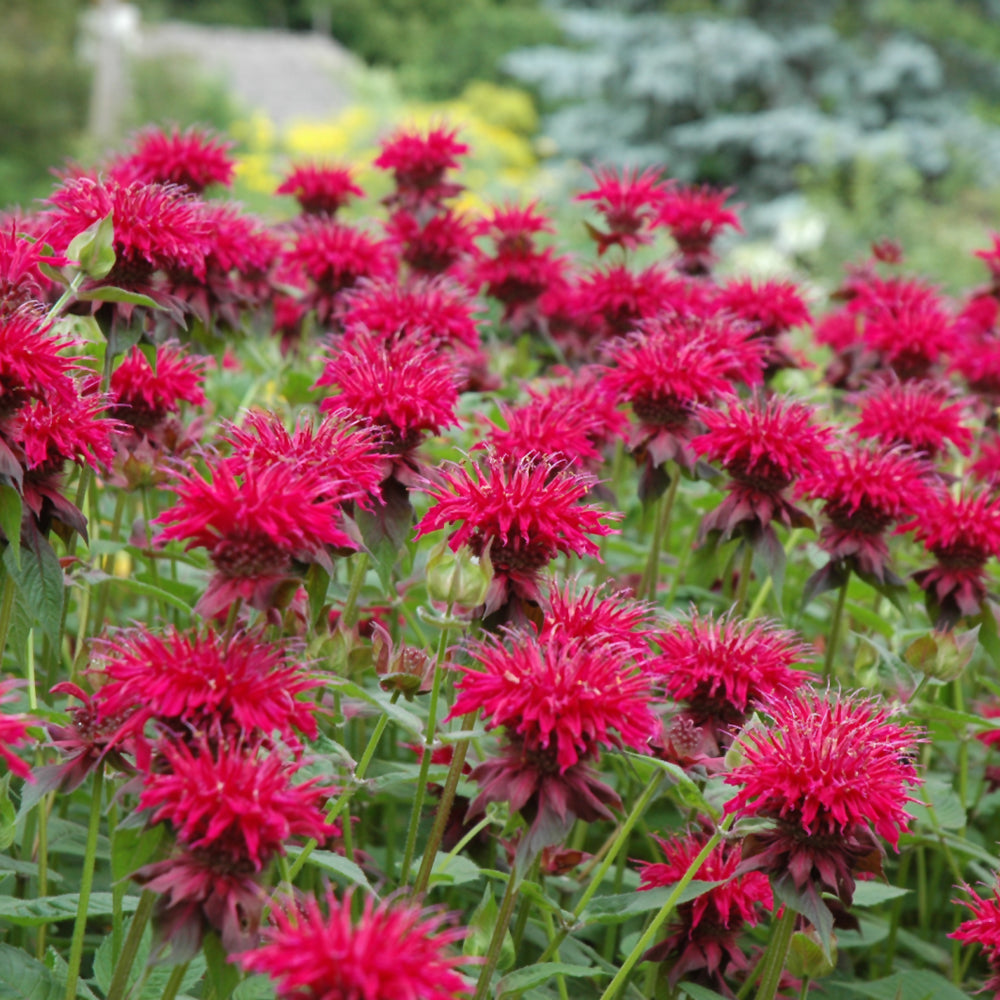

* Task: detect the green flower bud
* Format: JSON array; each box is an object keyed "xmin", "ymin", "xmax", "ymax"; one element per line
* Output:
[
  {"xmin": 905, "ymin": 626, "xmax": 979, "ymax": 683},
  {"xmin": 425, "ymin": 539, "xmax": 493, "ymax": 607}
]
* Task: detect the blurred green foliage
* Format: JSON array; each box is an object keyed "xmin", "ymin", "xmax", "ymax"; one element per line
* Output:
[{"xmin": 0, "ymin": 0, "xmax": 89, "ymax": 209}]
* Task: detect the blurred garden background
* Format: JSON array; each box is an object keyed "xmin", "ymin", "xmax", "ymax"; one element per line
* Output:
[{"xmin": 9, "ymin": 0, "xmax": 1000, "ymax": 290}]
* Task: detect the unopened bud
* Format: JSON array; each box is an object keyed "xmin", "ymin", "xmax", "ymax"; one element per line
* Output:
[
  {"xmin": 425, "ymin": 540, "xmax": 493, "ymax": 607},
  {"xmin": 787, "ymin": 927, "xmax": 836, "ymax": 979},
  {"xmin": 905, "ymin": 626, "xmax": 979, "ymax": 683}
]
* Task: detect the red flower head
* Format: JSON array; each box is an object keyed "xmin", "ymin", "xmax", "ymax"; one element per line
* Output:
[
  {"xmin": 139, "ymin": 740, "xmax": 331, "ymax": 871},
  {"xmin": 154, "ymin": 454, "xmax": 364, "ymax": 618},
  {"xmin": 467, "ymin": 202, "xmax": 568, "ymax": 330},
  {"xmin": 12, "ymin": 388, "xmax": 118, "ymax": 475},
  {"xmin": 222, "ymin": 409, "xmax": 387, "ymax": 512},
  {"xmin": 167, "ymin": 203, "xmax": 282, "ymax": 330},
  {"xmin": 45, "ymin": 177, "xmax": 210, "ymax": 294},
  {"xmin": 973, "ymin": 435, "xmax": 1000, "ymax": 489},
  {"xmin": 905, "ymin": 491, "xmax": 1000, "ymax": 624},
  {"xmin": 385, "ymin": 207, "xmax": 477, "ymax": 277},
  {"xmin": 315, "ymin": 331, "xmax": 460, "ymax": 460},
  {"xmin": 692, "ymin": 394, "xmax": 830, "ymax": 543},
  {"xmin": 649, "ymin": 611, "xmax": 809, "ymax": 749},
  {"xmin": 0, "ymin": 221, "xmax": 68, "ymax": 314},
  {"xmin": 276, "ymin": 162, "xmax": 364, "ymax": 216},
  {"xmin": 850, "ymin": 377, "xmax": 972, "ymax": 460},
  {"xmin": 135, "ymin": 741, "xmax": 332, "ymax": 956},
  {"xmin": 603, "ymin": 312, "xmax": 765, "ymax": 471},
  {"xmin": 90, "ymin": 627, "xmax": 319, "ymax": 747},
  {"xmin": 656, "ymin": 184, "xmax": 742, "ymax": 275},
  {"xmin": 414, "ymin": 452, "xmax": 619, "ymax": 616},
  {"xmin": 725, "ymin": 692, "xmax": 920, "ymax": 921},
  {"xmin": 638, "ymin": 829, "xmax": 773, "ymax": 991},
  {"xmin": 110, "ymin": 342, "xmax": 207, "ymax": 435},
  {"xmin": 861, "ymin": 298, "xmax": 954, "ymax": 381},
  {"xmin": 482, "ymin": 367, "xmax": 627, "ymax": 472},
  {"xmin": 714, "ymin": 277, "xmax": 811, "ymax": 375},
  {"xmin": 109, "ymin": 125, "xmax": 235, "ymax": 194},
  {"xmin": 454, "ymin": 628, "xmax": 655, "ymax": 846},
  {"xmin": 976, "ymin": 232, "xmax": 1000, "ymax": 285},
  {"xmin": 453, "ymin": 629, "xmax": 655, "ymax": 770},
  {"xmin": 542, "ymin": 580, "xmax": 653, "ymax": 661},
  {"xmin": 340, "ymin": 277, "xmax": 483, "ymax": 366},
  {"xmin": 0, "ymin": 308, "xmax": 79, "ymax": 418},
  {"xmin": 373, "ymin": 123, "xmax": 470, "ymax": 208},
  {"xmin": 575, "ymin": 165, "xmax": 670, "ymax": 254},
  {"xmin": 281, "ymin": 218, "xmax": 396, "ymax": 325},
  {"xmin": 0, "ymin": 678, "xmax": 34, "ymax": 779},
  {"xmin": 951, "ymin": 884, "xmax": 1000, "ymax": 998},
  {"xmin": 235, "ymin": 887, "xmax": 471, "ymax": 1000},
  {"xmin": 797, "ymin": 442, "xmax": 933, "ymax": 583}
]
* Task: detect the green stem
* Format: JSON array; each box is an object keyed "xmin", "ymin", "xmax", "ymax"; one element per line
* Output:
[
  {"xmin": 746, "ymin": 528, "xmax": 806, "ymax": 620},
  {"xmin": 412, "ymin": 710, "xmax": 478, "ymax": 896},
  {"xmin": 44, "ymin": 271, "xmax": 85, "ymax": 322},
  {"xmin": 105, "ymin": 890, "xmax": 156, "ymax": 1000},
  {"xmin": 401, "ymin": 611, "xmax": 457, "ymax": 885},
  {"xmin": 287, "ymin": 690, "xmax": 401, "ymax": 882},
  {"xmin": 341, "ymin": 551, "xmax": 370, "ymax": 629},
  {"xmin": 823, "ymin": 572, "xmax": 850, "ymax": 682},
  {"xmin": 641, "ymin": 468, "xmax": 679, "ymax": 603},
  {"xmin": 0, "ymin": 577, "xmax": 16, "ymax": 667},
  {"xmin": 160, "ymin": 961, "xmax": 190, "ymax": 1000},
  {"xmin": 754, "ymin": 905, "xmax": 797, "ymax": 1000},
  {"xmin": 63, "ymin": 766, "xmax": 104, "ymax": 1000},
  {"xmin": 510, "ymin": 859, "xmax": 541, "ymax": 955},
  {"xmin": 473, "ymin": 873, "xmax": 521, "ymax": 1000},
  {"xmin": 733, "ymin": 543, "xmax": 754, "ymax": 617},
  {"xmin": 595, "ymin": 817, "xmax": 732, "ymax": 1000}
]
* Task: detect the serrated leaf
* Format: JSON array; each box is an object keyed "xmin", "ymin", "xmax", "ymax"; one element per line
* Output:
[
  {"xmin": 5, "ymin": 532, "xmax": 65, "ymax": 645},
  {"xmin": 92, "ymin": 923, "xmax": 205, "ymax": 999},
  {"xmin": 417, "ymin": 850, "xmax": 483, "ymax": 888},
  {"xmin": 678, "ymin": 983, "xmax": 730, "ymax": 1000},
  {"xmin": 834, "ymin": 970, "xmax": 972, "ymax": 1000},
  {"xmin": 285, "ymin": 848, "xmax": 373, "ymax": 891},
  {"xmin": 497, "ymin": 963, "xmax": 598, "ymax": 994},
  {"xmin": 111, "ymin": 824, "xmax": 165, "ymax": 883},
  {"xmin": 332, "ymin": 680, "xmax": 425, "ymax": 739},
  {"xmin": 907, "ymin": 775, "xmax": 965, "ymax": 831},
  {"xmin": 850, "ymin": 882, "xmax": 909, "ymax": 907},
  {"xmin": 0, "ymin": 892, "xmax": 140, "ymax": 927},
  {"xmin": 0, "ymin": 943, "xmax": 64, "ymax": 999},
  {"xmin": 582, "ymin": 882, "xmax": 722, "ymax": 925},
  {"xmin": 76, "ymin": 287, "xmax": 160, "ymax": 309},
  {"xmin": 0, "ymin": 485, "xmax": 22, "ymax": 562}
]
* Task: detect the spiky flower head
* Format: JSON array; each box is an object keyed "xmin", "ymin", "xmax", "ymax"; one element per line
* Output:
[
  {"xmin": 542, "ymin": 581, "xmax": 653, "ymax": 661},
  {"xmin": 138, "ymin": 740, "xmax": 331, "ymax": 871},
  {"xmin": 414, "ymin": 452, "xmax": 618, "ymax": 611},
  {"xmin": 638, "ymin": 829, "xmax": 772, "ymax": 990},
  {"xmin": 45, "ymin": 177, "xmax": 210, "ymax": 290},
  {"xmin": 656, "ymin": 184, "xmax": 742, "ymax": 273},
  {"xmin": 951, "ymin": 884, "xmax": 1000, "ymax": 998},
  {"xmin": 110, "ymin": 342, "xmax": 207, "ymax": 433},
  {"xmin": 90, "ymin": 627, "xmax": 319, "ymax": 746},
  {"xmin": 385, "ymin": 207, "xmax": 478, "ymax": 276},
  {"xmin": 373, "ymin": 123, "xmax": 469, "ymax": 208},
  {"xmin": 0, "ymin": 678, "xmax": 33, "ymax": 779},
  {"xmin": 649, "ymin": 611, "xmax": 810, "ymax": 728},
  {"xmin": 724, "ymin": 692, "xmax": 920, "ymax": 917},
  {"xmin": 851, "ymin": 377, "xmax": 972, "ymax": 459},
  {"xmin": 576, "ymin": 165, "xmax": 670, "ymax": 254},
  {"xmin": 797, "ymin": 442, "xmax": 933, "ymax": 580},
  {"xmin": 0, "ymin": 308, "xmax": 79, "ymax": 417},
  {"xmin": 276, "ymin": 162, "xmax": 364, "ymax": 216},
  {"xmin": 235, "ymin": 887, "xmax": 471, "ymax": 1000},
  {"xmin": 714, "ymin": 278, "xmax": 811, "ymax": 338},
  {"xmin": 0, "ymin": 222, "xmax": 68, "ymax": 314},
  {"xmin": 109, "ymin": 125, "xmax": 235, "ymax": 193},
  {"xmin": 906, "ymin": 491, "xmax": 1000, "ymax": 622},
  {"xmin": 452, "ymin": 629, "xmax": 656, "ymax": 771},
  {"xmin": 315, "ymin": 331, "xmax": 460, "ymax": 453}
]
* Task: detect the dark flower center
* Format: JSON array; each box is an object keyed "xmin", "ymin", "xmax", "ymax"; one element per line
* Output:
[
  {"xmin": 212, "ymin": 536, "xmax": 291, "ymax": 579},
  {"xmin": 826, "ymin": 500, "xmax": 894, "ymax": 536},
  {"xmin": 632, "ymin": 394, "xmax": 690, "ymax": 429}
]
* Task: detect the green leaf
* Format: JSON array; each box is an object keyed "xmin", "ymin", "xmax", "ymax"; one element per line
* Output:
[
  {"xmin": 4, "ymin": 532, "xmax": 65, "ymax": 645},
  {"xmin": 232, "ymin": 977, "xmax": 277, "ymax": 1000},
  {"xmin": 678, "ymin": 984, "xmax": 731, "ymax": 1000},
  {"xmin": 203, "ymin": 930, "xmax": 241, "ymax": 1000},
  {"xmin": 0, "ymin": 777, "xmax": 16, "ymax": 851},
  {"xmin": 497, "ymin": 963, "xmax": 598, "ymax": 995},
  {"xmin": 582, "ymin": 882, "xmax": 722, "ymax": 926},
  {"xmin": 907, "ymin": 775, "xmax": 966, "ymax": 831},
  {"xmin": 834, "ymin": 970, "xmax": 973, "ymax": 1000},
  {"xmin": 108, "ymin": 577, "xmax": 194, "ymax": 617},
  {"xmin": 285, "ymin": 848, "xmax": 372, "ymax": 890},
  {"xmin": 850, "ymin": 882, "xmax": 909, "ymax": 907},
  {"xmin": 620, "ymin": 752, "xmax": 712, "ymax": 816},
  {"xmin": 0, "ymin": 943, "xmax": 64, "ymax": 1000},
  {"xmin": 67, "ymin": 211, "xmax": 115, "ymax": 280},
  {"xmin": 45, "ymin": 818, "xmax": 110, "ymax": 860},
  {"xmin": 0, "ymin": 485, "xmax": 22, "ymax": 563},
  {"xmin": 92, "ymin": 924, "xmax": 206, "ymax": 999},
  {"xmin": 332, "ymin": 680, "xmax": 425, "ymax": 739},
  {"xmin": 110, "ymin": 824, "xmax": 165, "ymax": 883},
  {"xmin": 417, "ymin": 851, "xmax": 484, "ymax": 888},
  {"xmin": 76, "ymin": 287, "xmax": 160, "ymax": 309},
  {"xmin": 0, "ymin": 892, "xmax": 140, "ymax": 927}
]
